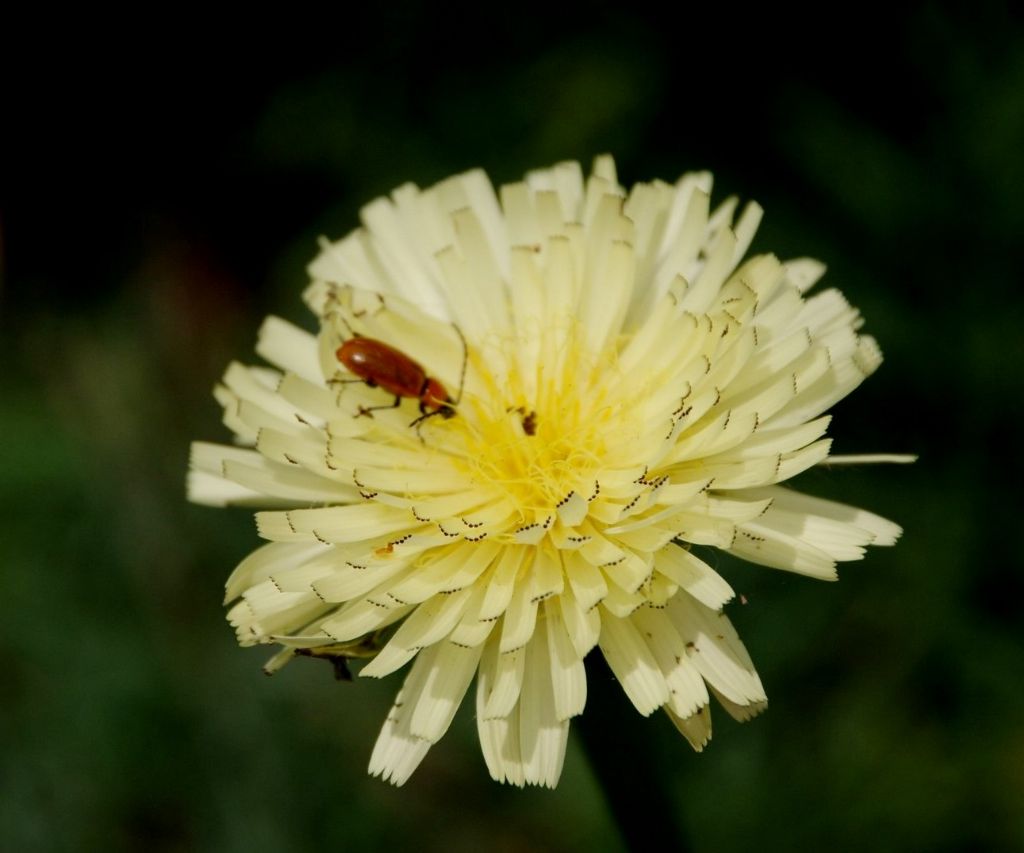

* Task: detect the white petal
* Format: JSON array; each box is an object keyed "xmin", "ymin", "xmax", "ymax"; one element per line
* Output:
[
  {"xmin": 187, "ymin": 469, "xmax": 268, "ymax": 508},
  {"xmin": 255, "ymin": 504, "xmax": 416, "ymax": 545},
  {"xmin": 359, "ymin": 194, "xmax": 445, "ymax": 311},
  {"xmin": 499, "ymin": 573, "xmax": 539, "ymax": 653},
  {"xmin": 518, "ymin": 622, "xmax": 570, "ymax": 787},
  {"xmin": 476, "ymin": 642, "xmax": 526, "ymax": 787},
  {"xmin": 736, "ymin": 485, "xmax": 903, "ymax": 548},
  {"xmin": 408, "ymin": 641, "xmax": 484, "ymax": 741},
  {"xmin": 579, "ymin": 220, "xmax": 634, "ymax": 355},
  {"xmin": 632, "ymin": 606, "xmax": 710, "ymax": 718},
  {"xmin": 312, "ymin": 553, "xmax": 418, "ymax": 603},
  {"xmin": 447, "ymin": 581, "xmax": 499, "ymax": 649},
  {"xmin": 679, "ymin": 224, "xmax": 738, "ymax": 313},
  {"xmin": 666, "ymin": 704, "xmax": 712, "ymax": 752},
  {"xmin": 729, "ymin": 521, "xmax": 838, "ymax": 579},
  {"xmin": 557, "ymin": 587, "xmax": 602, "ymax": 659},
  {"xmin": 483, "ymin": 647, "xmax": 525, "ymax": 719},
  {"xmin": 221, "ymin": 362, "xmax": 291, "ymax": 420},
  {"xmin": 770, "ymin": 336, "xmax": 883, "ymax": 427},
  {"xmin": 783, "ymin": 257, "xmax": 827, "ymax": 293},
  {"xmin": 360, "ymin": 589, "xmax": 473, "ymax": 678},
  {"xmin": 321, "ymin": 597, "xmax": 413, "ymax": 643},
  {"xmin": 564, "ymin": 551, "xmax": 608, "ymax": 612},
  {"xmin": 224, "ymin": 541, "xmax": 328, "ymax": 603},
  {"xmin": 255, "ymin": 316, "xmax": 323, "ymax": 383},
  {"xmin": 711, "ymin": 686, "xmax": 767, "ymax": 722},
  {"xmin": 478, "ymin": 547, "xmax": 528, "ymax": 623},
  {"xmin": 386, "ymin": 541, "xmax": 500, "ymax": 604},
  {"xmin": 667, "ymin": 595, "xmax": 766, "ymax": 706},
  {"xmin": 222, "ymin": 458, "xmax": 353, "ymax": 505},
  {"xmin": 652, "ymin": 179, "xmax": 709, "ymax": 297},
  {"xmin": 653, "ymin": 543, "xmax": 734, "ymax": 611},
  {"xmin": 598, "ymin": 610, "xmax": 669, "ymax": 715},
  {"xmin": 368, "ymin": 648, "xmax": 438, "ymax": 785},
  {"xmin": 544, "ymin": 599, "xmax": 587, "ymax": 721},
  {"xmin": 528, "ymin": 547, "xmax": 565, "ymax": 603},
  {"xmin": 445, "ymin": 207, "xmax": 508, "ymax": 336}
]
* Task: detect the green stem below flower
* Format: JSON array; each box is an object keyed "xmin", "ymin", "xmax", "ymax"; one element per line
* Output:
[{"xmin": 577, "ymin": 655, "xmax": 693, "ymax": 853}]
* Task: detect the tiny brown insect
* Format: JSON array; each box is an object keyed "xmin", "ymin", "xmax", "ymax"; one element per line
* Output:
[{"xmin": 506, "ymin": 405, "xmax": 538, "ymax": 436}]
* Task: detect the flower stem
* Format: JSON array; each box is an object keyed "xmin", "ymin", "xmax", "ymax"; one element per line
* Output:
[{"xmin": 577, "ymin": 655, "xmax": 693, "ymax": 853}]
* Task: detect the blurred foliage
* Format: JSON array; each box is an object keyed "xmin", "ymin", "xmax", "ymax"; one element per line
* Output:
[{"xmin": 2, "ymin": 4, "xmax": 1023, "ymax": 851}]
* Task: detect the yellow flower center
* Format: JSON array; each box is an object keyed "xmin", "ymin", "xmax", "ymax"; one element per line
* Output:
[{"xmin": 448, "ymin": 323, "xmax": 642, "ymax": 519}]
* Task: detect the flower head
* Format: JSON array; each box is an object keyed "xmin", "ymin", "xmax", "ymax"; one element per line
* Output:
[{"xmin": 189, "ymin": 157, "xmax": 908, "ymax": 787}]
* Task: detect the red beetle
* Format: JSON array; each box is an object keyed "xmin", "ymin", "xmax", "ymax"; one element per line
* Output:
[
  {"xmin": 336, "ymin": 338, "xmax": 454, "ymax": 419},
  {"xmin": 334, "ymin": 325, "xmax": 467, "ymax": 431}
]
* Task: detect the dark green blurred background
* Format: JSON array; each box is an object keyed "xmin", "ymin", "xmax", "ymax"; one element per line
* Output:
[{"xmin": 3, "ymin": 5, "xmax": 1023, "ymax": 852}]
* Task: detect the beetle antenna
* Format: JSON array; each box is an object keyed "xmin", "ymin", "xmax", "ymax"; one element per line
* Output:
[
  {"xmin": 326, "ymin": 286, "xmax": 365, "ymax": 340},
  {"xmin": 336, "ymin": 311, "xmax": 360, "ymax": 340},
  {"xmin": 451, "ymin": 323, "xmax": 468, "ymax": 406}
]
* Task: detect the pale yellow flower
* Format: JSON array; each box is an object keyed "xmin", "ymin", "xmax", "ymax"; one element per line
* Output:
[{"xmin": 189, "ymin": 157, "xmax": 910, "ymax": 787}]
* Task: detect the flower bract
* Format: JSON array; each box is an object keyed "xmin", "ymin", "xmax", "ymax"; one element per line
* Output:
[{"xmin": 189, "ymin": 156, "xmax": 908, "ymax": 787}]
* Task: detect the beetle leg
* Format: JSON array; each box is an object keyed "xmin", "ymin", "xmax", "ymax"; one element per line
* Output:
[
  {"xmin": 326, "ymin": 376, "xmax": 369, "ymax": 387},
  {"xmin": 409, "ymin": 408, "xmax": 444, "ymax": 442},
  {"xmin": 357, "ymin": 396, "xmax": 403, "ymax": 418}
]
